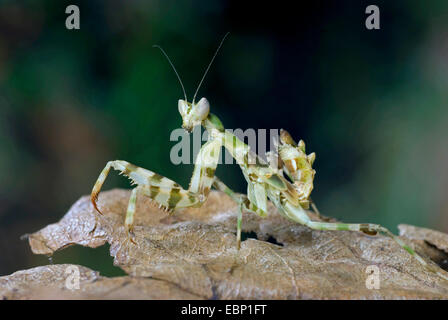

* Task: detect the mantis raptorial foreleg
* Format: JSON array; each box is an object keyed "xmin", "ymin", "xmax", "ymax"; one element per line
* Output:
[{"xmin": 188, "ymin": 137, "xmax": 222, "ymax": 197}]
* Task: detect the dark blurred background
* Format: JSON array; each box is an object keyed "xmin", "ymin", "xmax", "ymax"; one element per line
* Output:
[{"xmin": 1, "ymin": 0, "xmax": 448, "ymax": 276}]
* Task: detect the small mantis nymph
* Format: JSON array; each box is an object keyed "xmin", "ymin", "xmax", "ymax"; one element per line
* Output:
[{"xmin": 91, "ymin": 34, "xmax": 448, "ymax": 281}]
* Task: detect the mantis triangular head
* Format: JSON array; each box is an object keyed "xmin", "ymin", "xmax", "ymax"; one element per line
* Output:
[
  {"xmin": 178, "ymin": 98, "xmax": 210, "ymax": 132},
  {"xmin": 154, "ymin": 33, "xmax": 230, "ymax": 132}
]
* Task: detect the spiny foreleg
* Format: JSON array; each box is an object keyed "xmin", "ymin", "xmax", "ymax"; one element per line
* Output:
[{"xmin": 188, "ymin": 137, "xmax": 223, "ymax": 198}]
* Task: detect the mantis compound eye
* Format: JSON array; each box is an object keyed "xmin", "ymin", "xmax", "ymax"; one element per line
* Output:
[
  {"xmin": 194, "ymin": 97, "xmax": 210, "ymax": 120},
  {"xmin": 178, "ymin": 99, "xmax": 189, "ymax": 116}
]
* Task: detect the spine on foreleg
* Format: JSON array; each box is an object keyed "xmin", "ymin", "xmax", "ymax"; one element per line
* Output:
[{"xmin": 189, "ymin": 138, "xmax": 222, "ymax": 200}]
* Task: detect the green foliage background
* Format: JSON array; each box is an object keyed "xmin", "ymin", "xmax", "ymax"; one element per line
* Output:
[{"xmin": 0, "ymin": 0, "xmax": 447, "ymax": 276}]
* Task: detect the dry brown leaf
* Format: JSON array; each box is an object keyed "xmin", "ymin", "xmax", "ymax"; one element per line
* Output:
[
  {"xmin": 16, "ymin": 189, "xmax": 448, "ymax": 299},
  {"xmin": 0, "ymin": 264, "xmax": 201, "ymax": 299},
  {"xmin": 399, "ymin": 224, "xmax": 448, "ymax": 254}
]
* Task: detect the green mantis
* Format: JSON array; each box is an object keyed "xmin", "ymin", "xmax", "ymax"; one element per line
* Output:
[{"xmin": 90, "ymin": 34, "xmax": 448, "ymax": 281}]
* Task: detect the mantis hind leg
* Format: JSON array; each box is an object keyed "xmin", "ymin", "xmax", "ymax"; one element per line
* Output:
[
  {"xmin": 305, "ymin": 220, "xmax": 448, "ymax": 278},
  {"xmin": 282, "ymin": 201, "xmax": 448, "ymax": 280}
]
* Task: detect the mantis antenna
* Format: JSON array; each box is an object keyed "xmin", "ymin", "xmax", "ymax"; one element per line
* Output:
[
  {"xmin": 153, "ymin": 45, "xmax": 187, "ymax": 101},
  {"xmin": 192, "ymin": 32, "xmax": 230, "ymax": 104}
]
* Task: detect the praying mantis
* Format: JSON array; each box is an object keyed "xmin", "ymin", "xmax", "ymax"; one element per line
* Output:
[{"xmin": 90, "ymin": 34, "xmax": 448, "ymax": 281}]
